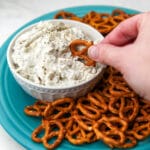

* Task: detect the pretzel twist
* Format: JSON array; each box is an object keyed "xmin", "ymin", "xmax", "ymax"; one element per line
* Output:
[{"xmin": 69, "ymin": 39, "xmax": 96, "ymax": 66}]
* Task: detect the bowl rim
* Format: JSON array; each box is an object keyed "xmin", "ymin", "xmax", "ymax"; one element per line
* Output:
[{"xmin": 7, "ymin": 19, "xmax": 105, "ymax": 90}]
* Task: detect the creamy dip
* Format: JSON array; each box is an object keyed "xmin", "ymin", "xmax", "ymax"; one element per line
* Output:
[{"xmin": 11, "ymin": 21, "xmax": 103, "ymax": 87}]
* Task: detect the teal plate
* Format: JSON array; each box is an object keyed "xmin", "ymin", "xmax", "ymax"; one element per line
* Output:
[{"xmin": 0, "ymin": 5, "xmax": 149, "ymax": 150}]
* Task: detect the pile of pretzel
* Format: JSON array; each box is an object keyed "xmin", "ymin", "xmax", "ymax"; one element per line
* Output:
[
  {"xmin": 54, "ymin": 9, "xmax": 132, "ymax": 36},
  {"xmin": 24, "ymin": 67, "xmax": 150, "ymax": 149}
]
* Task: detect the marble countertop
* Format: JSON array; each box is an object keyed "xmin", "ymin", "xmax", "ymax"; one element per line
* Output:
[{"xmin": 0, "ymin": 0, "xmax": 150, "ymax": 149}]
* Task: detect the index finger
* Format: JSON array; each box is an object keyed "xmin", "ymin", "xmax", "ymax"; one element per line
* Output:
[{"xmin": 101, "ymin": 13, "xmax": 141, "ymax": 46}]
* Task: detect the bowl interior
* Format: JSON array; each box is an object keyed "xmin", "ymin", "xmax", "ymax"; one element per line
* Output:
[{"xmin": 7, "ymin": 19, "xmax": 104, "ymax": 89}]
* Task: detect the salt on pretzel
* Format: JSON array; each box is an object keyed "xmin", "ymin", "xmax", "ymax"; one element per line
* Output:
[
  {"xmin": 42, "ymin": 120, "xmax": 65, "ymax": 149},
  {"xmin": 119, "ymin": 98, "xmax": 139, "ymax": 122},
  {"xmin": 52, "ymin": 97, "xmax": 74, "ymax": 111},
  {"xmin": 24, "ymin": 100, "xmax": 48, "ymax": 117},
  {"xmin": 73, "ymin": 113, "xmax": 93, "ymax": 131},
  {"xmin": 117, "ymin": 133, "xmax": 137, "ymax": 148},
  {"xmin": 65, "ymin": 118, "xmax": 88, "ymax": 145},
  {"xmin": 24, "ymin": 105, "xmax": 42, "ymax": 117},
  {"xmin": 93, "ymin": 116, "xmax": 128, "ymax": 133},
  {"xmin": 32, "ymin": 124, "xmax": 45, "ymax": 143},
  {"xmin": 77, "ymin": 97, "xmax": 101, "ymax": 120},
  {"xmin": 87, "ymin": 91, "xmax": 108, "ymax": 113}
]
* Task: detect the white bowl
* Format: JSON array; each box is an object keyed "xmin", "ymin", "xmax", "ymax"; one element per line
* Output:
[{"xmin": 7, "ymin": 19, "xmax": 105, "ymax": 101}]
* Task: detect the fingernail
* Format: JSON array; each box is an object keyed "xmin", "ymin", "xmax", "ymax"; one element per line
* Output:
[{"xmin": 88, "ymin": 45, "xmax": 99, "ymax": 60}]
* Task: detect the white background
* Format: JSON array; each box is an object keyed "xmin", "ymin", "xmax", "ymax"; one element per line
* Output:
[{"xmin": 0, "ymin": 0, "xmax": 150, "ymax": 149}]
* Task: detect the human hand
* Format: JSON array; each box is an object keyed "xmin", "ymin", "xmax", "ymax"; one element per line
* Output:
[{"xmin": 88, "ymin": 12, "xmax": 150, "ymax": 100}]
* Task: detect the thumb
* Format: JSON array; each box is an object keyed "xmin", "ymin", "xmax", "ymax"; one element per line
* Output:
[{"xmin": 88, "ymin": 43, "xmax": 127, "ymax": 70}]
